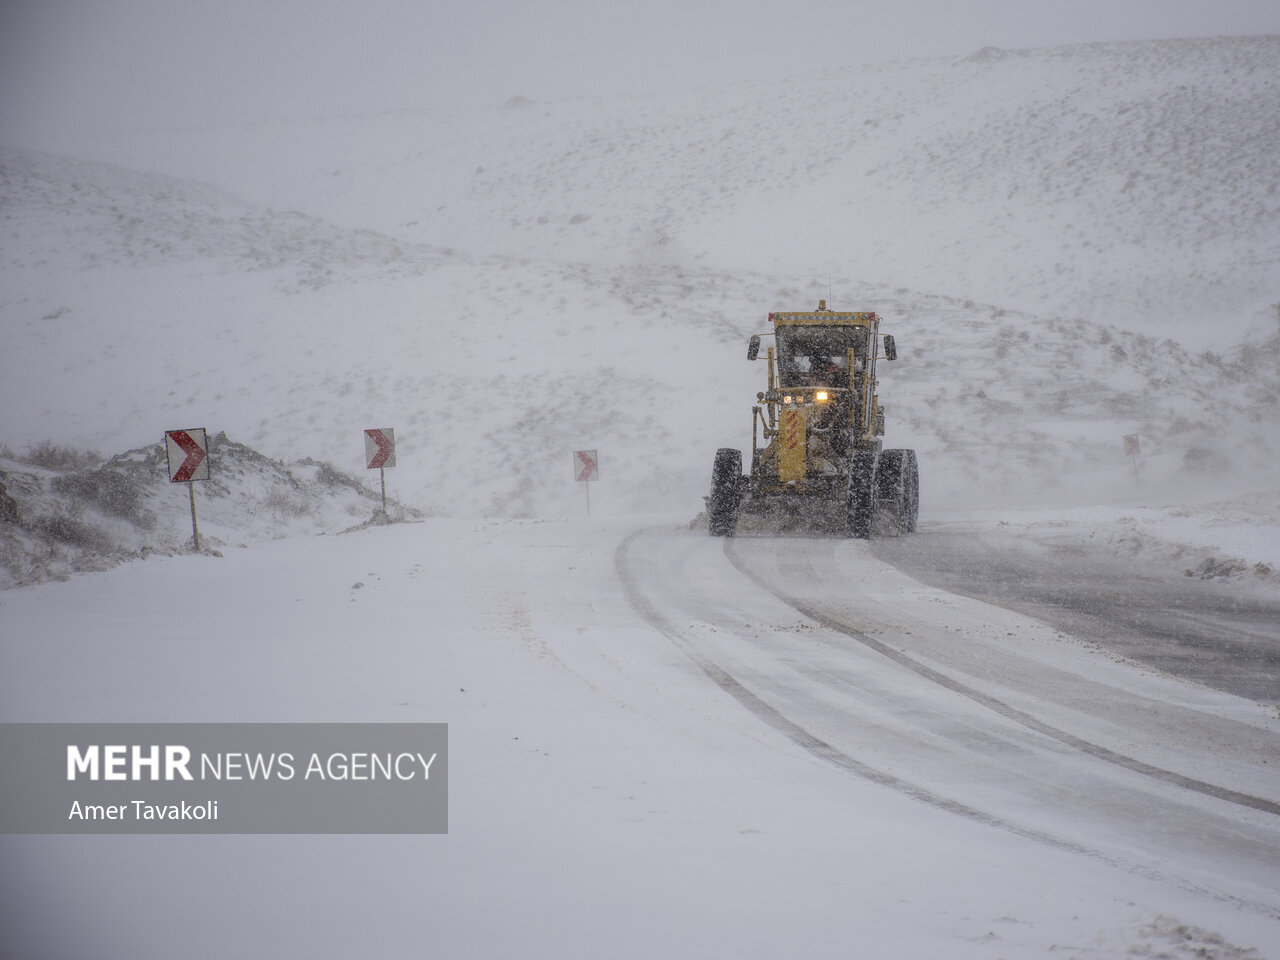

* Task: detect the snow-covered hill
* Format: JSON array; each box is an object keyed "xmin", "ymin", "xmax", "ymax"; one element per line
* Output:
[
  {"xmin": 2, "ymin": 35, "xmax": 1278, "ymax": 542},
  {"xmin": 0, "ymin": 436, "xmax": 419, "ymax": 588},
  {"xmin": 28, "ymin": 36, "xmax": 1280, "ymax": 339}
]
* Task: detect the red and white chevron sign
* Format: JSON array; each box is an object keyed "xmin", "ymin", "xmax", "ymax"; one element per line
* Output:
[
  {"xmin": 365, "ymin": 428, "xmax": 396, "ymax": 469},
  {"xmin": 164, "ymin": 428, "xmax": 209, "ymax": 483},
  {"xmin": 574, "ymin": 449, "xmax": 598, "ymax": 483}
]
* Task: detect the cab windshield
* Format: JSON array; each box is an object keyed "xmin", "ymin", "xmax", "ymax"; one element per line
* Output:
[{"xmin": 776, "ymin": 325, "xmax": 868, "ymax": 387}]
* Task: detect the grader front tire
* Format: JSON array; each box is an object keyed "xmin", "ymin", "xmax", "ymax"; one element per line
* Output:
[
  {"xmin": 875, "ymin": 449, "xmax": 921, "ymax": 535},
  {"xmin": 847, "ymin": 450, "xmax": 877, "ymax": 539},
  {"xmin": 902, "ymin": 449, "xmax": 920, "ymax": 533}
]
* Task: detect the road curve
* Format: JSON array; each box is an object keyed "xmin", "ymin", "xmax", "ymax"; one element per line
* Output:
[
  {"xmin": 615, "ymin": 524, "xmax": 1280, "ymax": 916},
  {"xmin": 870, "ymin": 525, "xmax": 1280, "ymax": 703}
]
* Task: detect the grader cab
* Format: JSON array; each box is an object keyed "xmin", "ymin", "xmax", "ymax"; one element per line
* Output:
[{"xmin": 708, "ymin": 301, "xmax": 919, "ymax": 538}]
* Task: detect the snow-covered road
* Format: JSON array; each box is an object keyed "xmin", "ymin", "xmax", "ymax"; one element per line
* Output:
[
  {"xmin": 872, "ymin": 522, "xmax": 1280, "ymax": 703},
  {"xmin": 3, "ymin": 516, "xmax": 1279, "ymax": 957},
  {"xmin": 619, "ymin": 526, "xmax": 1280, "ymax": 907}
]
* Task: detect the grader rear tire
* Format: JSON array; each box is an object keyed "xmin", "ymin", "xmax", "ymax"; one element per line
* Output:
[{"xmin": 708, "ymin": 448, "xmax": 742, "ymax": 537}]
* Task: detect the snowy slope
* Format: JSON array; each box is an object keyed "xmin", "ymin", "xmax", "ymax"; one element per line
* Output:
[{"xmin": 29, "ymin": 37, "xmax": 1280, "ymax": 343}]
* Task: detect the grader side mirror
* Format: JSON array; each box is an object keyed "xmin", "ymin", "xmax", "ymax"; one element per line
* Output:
[
  {"xmin": 747, "ymin": 335, "xmax": 761, "ymax": 361},
  {"xmin": 883, "ymin": 335, "xmax": 897, "ymax": 361}
]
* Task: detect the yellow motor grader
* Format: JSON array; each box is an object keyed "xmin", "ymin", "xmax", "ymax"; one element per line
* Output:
[{"xmin": 708, "ymin": 301, "xmax": 918, "ymax": 538}]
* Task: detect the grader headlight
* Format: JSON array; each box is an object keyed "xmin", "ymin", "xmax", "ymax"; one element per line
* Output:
[{"xmin": 815, "ymin": 391, "xmax": 829, "ymax": 402}]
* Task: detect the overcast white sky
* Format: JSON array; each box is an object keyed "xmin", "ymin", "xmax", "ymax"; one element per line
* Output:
[{"xmin": 2, "ymin": 0, "xmax": 1279, "ymax": 139}]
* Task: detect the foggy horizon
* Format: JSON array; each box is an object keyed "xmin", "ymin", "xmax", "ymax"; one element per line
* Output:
[{"xmin": 4, "ymin": 0, "xmax": 1280, "ymax": 140}]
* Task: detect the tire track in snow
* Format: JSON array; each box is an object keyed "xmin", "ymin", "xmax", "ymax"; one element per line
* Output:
[
  {"xmin": 613, "ymin": 526, "xmax": 1278, "ymax": 917},
  {"xmin": 723, "ymin": 538, "xmax": 1280, "ymax": 820}
]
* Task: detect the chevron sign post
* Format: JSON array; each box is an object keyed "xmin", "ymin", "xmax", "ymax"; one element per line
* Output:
[
  {"xmin": 164, "ymin": 428, "xmax": 209, "ymax": 551},
  {"xmin": 1124, "ymin": 433, "xmax": 1141, "ymax": 485},
  {"xmin": 365, "ymin": 428, "xmax": 396, "ymax": 514},
  {"xmin": 165, "ymin": 428, "xmax": 209, "ymax": 482},
  {"xmin": 574, "ymin": 449, "xmax": 599, "ymax": 516}
]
